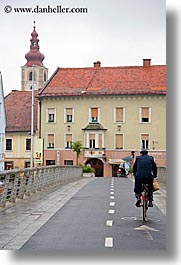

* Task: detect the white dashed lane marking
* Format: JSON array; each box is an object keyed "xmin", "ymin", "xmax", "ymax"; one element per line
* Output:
[
  {"xmin": 109, "ymin": 209, "xmax": 115, "ymax": 214},
  {"xmin": 105, "ymin": 237, "xmax": 113, "ymax": 248},
  {"xmin": 106, "ymin": 220, "xmax": 113, "ymax": 226},
  {"xmin": 105, "ymin": 179, "xmax": 116, "ymax": 249}
]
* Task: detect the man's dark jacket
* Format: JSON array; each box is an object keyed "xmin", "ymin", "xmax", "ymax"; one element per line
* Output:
[{"xmin": 133, "ymin": 154, "xmax": 157, "ymax": 179}]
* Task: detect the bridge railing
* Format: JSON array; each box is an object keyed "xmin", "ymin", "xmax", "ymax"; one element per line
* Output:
[{"xmin": 0, "ymin": 166, "xmax": 83, "ymax": 207}]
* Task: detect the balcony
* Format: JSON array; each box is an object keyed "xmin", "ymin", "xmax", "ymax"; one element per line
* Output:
[{"xmin": 84, "ymin": 148, "xmax": 106, "ymax": 158}]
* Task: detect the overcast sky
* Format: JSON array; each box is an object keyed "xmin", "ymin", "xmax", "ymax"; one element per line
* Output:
[{"xmin": 0, "ymin": 0, "xmax": 166, "ymax": 96}]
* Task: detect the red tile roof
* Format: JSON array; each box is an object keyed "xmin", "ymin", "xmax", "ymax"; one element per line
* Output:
[
  {"xmin": 39, "ymin": 63, "xmax": 166, "ymax": 97},
  {"xmin": 5, "ymin": 91, "xmax": 38, "ymax": 132}
]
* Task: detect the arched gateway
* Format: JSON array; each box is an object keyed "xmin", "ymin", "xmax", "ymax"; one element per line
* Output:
[{"xmin": 86, "ymin": 158, "xmax": 104, "ymax": 177}]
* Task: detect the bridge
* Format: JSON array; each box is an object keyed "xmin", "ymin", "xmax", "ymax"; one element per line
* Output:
[{"xmin": 0, "ymin": 166, "xmax": 166, "ymax": 251}]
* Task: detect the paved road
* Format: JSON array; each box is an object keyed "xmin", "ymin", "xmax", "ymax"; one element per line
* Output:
[{"xmin": 21, "ymin": 177, "xmax": 166, "ymax": 251}]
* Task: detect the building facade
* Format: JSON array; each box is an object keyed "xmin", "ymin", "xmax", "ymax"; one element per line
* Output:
[
  {"xmin": 38, "ymin": 60, "xmax": 166, "ymax": 177},
  {"xmin": 0, "ymin": 72, "xmax": 6, "ymax": 171},
  {"xmin": 4, "ymin": 91, "xmax": 38, "ymax": 169}
]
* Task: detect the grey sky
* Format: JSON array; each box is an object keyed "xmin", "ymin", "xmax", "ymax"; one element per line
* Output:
[{"xmin": 0, "ymin": 0, "xmax": 166, "ymax": 95}]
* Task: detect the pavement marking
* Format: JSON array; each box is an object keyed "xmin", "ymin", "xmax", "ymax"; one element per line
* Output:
[
  {"xmin": 110, "ymin": 188, "xmax": 114, "ymax": 191},
  {"xmin": 110, "ymin": 202, "xmax": 115, "ymax": 206},
  {"xmin": 134, "ymin": 225, "xmax": 159, "ymax": 241},
  {"xmin": 106, "ymin": 220, "xmax": 113, "ymax": 226},
  {"xmin": 134, "ymin": 225, "xmax": 159, "ymax": 232},
  {"xmin": 109, "ymin": 209, "xmax": 115, "ymax": 214},
  {"xmin": 110, "ymin": 191, "xmax": 114, "ymax": 195},
  {"xmin": 110, "ymin": 196, "xmax": 115, "ymax": 200},
  {"xmin": 105, "ymin": 237, "xmax": 113, "ymax": 248}
]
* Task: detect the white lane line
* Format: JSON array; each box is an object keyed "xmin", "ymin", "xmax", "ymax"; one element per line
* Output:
[
  {"xmin": 110, "ymin": 188, "xmax": 114, "ymax": 191},
  {"xmin": 110, "ymin": 191, "xmax": 114, "ymax": 195},
  {"xmin": 110, "ymin": 196, "xmax": 115, "ymax": 200},
  {"xmin": 106, "ymin": 220, "xmax": 113, "ymax": 226},
  {"xmin": 105, "ymin": 237, "xmax": 113, "ymax": 248},
  {"xmin": 109, "ymin": 209, "xmax": 115, "ymax": 214},
  {"xmin": 110, "ymin": 202, "xmax": 115, "ymax": 206}
]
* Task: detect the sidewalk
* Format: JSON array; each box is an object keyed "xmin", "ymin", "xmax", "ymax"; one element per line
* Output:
[{"xmin": 0, "ymin": 177, "xmax": 94, "ymax": 250}]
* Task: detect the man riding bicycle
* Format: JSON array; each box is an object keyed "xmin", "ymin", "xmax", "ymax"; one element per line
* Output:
[{"xmin": 133, "ymin": 149, "xmax": 157, "ymax": 207}]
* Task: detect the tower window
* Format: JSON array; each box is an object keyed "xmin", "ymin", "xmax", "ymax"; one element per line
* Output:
[
  {"xmin": 44, "ymin": 72, "xmax": 47, "ymax": 82},
  {"xmin": 28, "ymin": 71, "xmax": 36, "ymax": 81},
  {"xmin": 29, "ymin": 71, "xmax": 33, "ymax": 81}
]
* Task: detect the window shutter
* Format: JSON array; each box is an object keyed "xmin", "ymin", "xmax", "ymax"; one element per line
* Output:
[
  {"xmin": 116, "ymin": 134, "xmax": 123, "ymax": 148},
  {"xmin": 141, "ymin": 134, "xmax": 149, "ymax": 140},
  {"xmin": 142, "ymin": 107, "xmax": 149, "ymax": 118},
  {"xmin": 89, "ymin": 134, "xmax": 95, "ymax": 140},
  {"xmin": 66, "ymin": 134, "xmax": 72, "ymax": 142},
  {"xmin": 91, "ymin": 108, "xmax": 98, "ymax": 117},
  {"xmin": 116, "ymin": 108, "xmax": 123, "ymax": 122},
  {"xmin": 66, "ymin": 108, "xmax": 72, "ymax": 115},
  {"xmin": 48, "ymin": 134, "xmax": 54, "ymax": 143}
]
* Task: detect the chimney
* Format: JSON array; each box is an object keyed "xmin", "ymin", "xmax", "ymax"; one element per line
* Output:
[
  {"xmin": 93, "ymin": 61, "xmax": 101, "ymax": 68},
  {"xmin": 143, "ymin": 59, "xmax": 151, "ymax": 67}
]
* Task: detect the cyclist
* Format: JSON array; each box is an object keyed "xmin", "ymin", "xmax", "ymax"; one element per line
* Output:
[{"xmin": 133, "ymin": 149, "xmax": 157, "ymax": 207}]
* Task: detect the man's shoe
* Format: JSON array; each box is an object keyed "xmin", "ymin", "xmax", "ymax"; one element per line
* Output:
[
  {"xmin": 135, "ymin": 199, "xmax": 141, "ymax": 207},
  {"xmin": 148, "ymin": 201, "xmax": 153, "ymax": 207}
]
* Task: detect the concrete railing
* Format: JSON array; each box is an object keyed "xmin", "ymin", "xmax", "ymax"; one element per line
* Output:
[
  {"xmin": 157, "ymin": 166, "xmax": 166, "ymax": 186},
  {"xmin": 0, "ymin": 166, "xmax": 83, "ymax": 207}
]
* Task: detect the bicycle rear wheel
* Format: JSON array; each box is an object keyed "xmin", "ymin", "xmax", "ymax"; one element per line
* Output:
[{"xmin": 142, "ymin": 191, "xmax": 148, "ymax": 222}]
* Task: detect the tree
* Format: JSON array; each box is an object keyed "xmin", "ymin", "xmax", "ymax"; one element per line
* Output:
[{"xmin": 71, "ymin": 141, "xmax": 83, "ymax": 165}]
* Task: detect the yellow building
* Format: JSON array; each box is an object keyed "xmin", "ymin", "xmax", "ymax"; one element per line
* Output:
[
  {"xmin": 4, "ymin": 91, "xmax": 39, "ymax": 169},
  {"xmin": 38, "ymin": 59, "xmax": 166, "ymax": 177}
]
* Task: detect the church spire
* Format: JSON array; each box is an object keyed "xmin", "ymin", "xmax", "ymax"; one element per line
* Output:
[
  {"xmin": 21, "ymin": 22, "xmax": 48, "ymax": 91},
  {"xmin": 24, "ymin": 21, "xmax": 45, "ymax": 67}
]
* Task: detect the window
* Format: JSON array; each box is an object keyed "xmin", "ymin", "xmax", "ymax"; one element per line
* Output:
[
  {"xmin": 25, "ymin": 161, "xmax": 30, "ymax": 168},
  {"xmin": 65, "ymin": 108, "xmax": 73, "ymax": 123},
  {"xmin": 44, "ymin": 72, "xmax": 47, "ymax": 82},
  {"xmin": 32, "ymin": 41, "xmax": 36, "ymax": 47},
  {"xmin": 5, "ymin": 161, "xmax": 14, "ymax": 170},
  {"xmin": 29, "ymin": 71, "xmax": 33, "ymax": 81},
  {"xmin": 47, "ymin": 108, "xmax": 56, "ymax": 123},
  {"xmin": 140, "ymin": 107, "xmax": 151, "ymax": 123},
  {"xmin": 115, "ymin": 134, "xmax": 123, "ymax": 149},
  {"xmin": 90, "ymin": 108, "xmax": 98, "ymax": 123},
  {"xmin": 47, "ymin": 134, "xmax": 54, "ymax": 148},
  {"xmin": 26, "ymin": 138, "xmax": 31, "ymax": 151},
  {"xmin": 6, "ymin": 139, "xmax": 12, "ymax": 151},
  {"xmin": 115, "ymin": 107, "xmax": 125, "ymax": 123},
  {"xmin": 89, "ymin": 107, "xmax": 100, "ymax": 123},
  {"xmin": 46, "ymin": 160, "xmax": 55, "ymax": 166},
  {"xmin": 85, "ymin": 132, "xmax": 104, "ymax": 149},
  {"xmin": 89, "ymin": 134, "xmax": 96, "ymax": 148},
  {"xmin": 65, "ymin": 134, "xmax": 72, "ymax": 148},
  {"xmin": 64, "ymin": 160, "xmax": 73, "ymax": 165},
  {"xmin": 141, "ymin": 134, "xmax": 149, "ymax": 149}
]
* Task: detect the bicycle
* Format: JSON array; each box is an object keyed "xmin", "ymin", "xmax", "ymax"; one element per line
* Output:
[{"xmin": 141, "ymin": 184, "xmax": 149, "ymax": 222}]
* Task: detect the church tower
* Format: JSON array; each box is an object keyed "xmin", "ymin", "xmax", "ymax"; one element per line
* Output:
[{"xmin": 21, "ymin": 22, "xmax": 48, "ymax": 91}]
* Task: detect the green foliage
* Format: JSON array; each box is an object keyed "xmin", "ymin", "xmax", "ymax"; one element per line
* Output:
[
  {"xmin": 82, "ymin": 165, "xmax": 95, "ymax": 173},
  {"xmin": 71, "ymin": 141, "xmax": 83, "ymax": 165}
]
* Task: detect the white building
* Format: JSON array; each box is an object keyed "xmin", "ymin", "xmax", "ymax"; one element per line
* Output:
[{"xmin": 0, "ymin": 72, "xmax": 6, "ymax": 171}]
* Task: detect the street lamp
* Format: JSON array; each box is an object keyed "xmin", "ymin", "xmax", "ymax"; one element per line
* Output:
[{"xmin": 30, "ymin": 65, "xmax": 35, "ymax": 168}]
